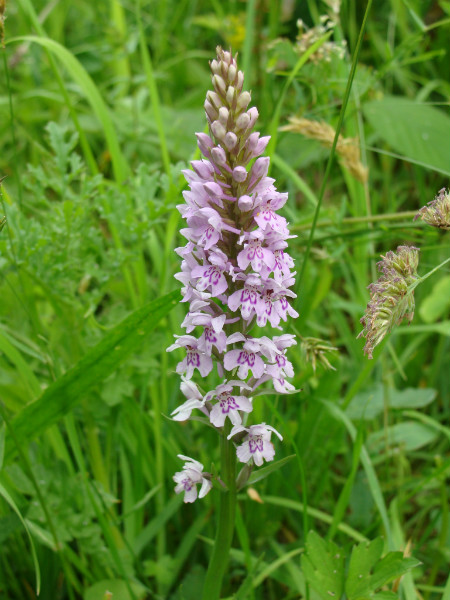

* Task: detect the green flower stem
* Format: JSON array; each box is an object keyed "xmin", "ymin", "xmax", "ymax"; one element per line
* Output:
[
  {"xmin": 291, "ymin": 210, "xmax": 418, "ymax": 232},
  {"xmin": 410, "ymin": 256, "xmax": 450, "ymax": 290},
  {"xmin": 202, "ymin": 428, "xmax": 237, "ymax": 600}
]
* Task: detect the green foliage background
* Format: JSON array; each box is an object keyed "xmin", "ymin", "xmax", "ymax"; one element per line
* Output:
[{"xmin": 0, "ymin": 0, "xmax": 450, "ymax": 598}]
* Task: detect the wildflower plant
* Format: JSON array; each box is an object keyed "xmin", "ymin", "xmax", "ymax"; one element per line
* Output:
[{"xmin": 167, "ymin": 47, "xmax": 298, "ymax": 598}]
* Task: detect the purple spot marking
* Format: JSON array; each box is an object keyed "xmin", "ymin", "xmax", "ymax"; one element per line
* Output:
[
  {"xmin": 183, "ymin": 478, "xmax": 193, "ymax": 491},
  {"xmin": 276, "ymin": 355, "xmax": 286, "ymax": 367},
  {"xmin": 249, "ymin": 436, "xmax": 264, "ymax": 454},
  {"xmin": 187, "ymin": 351, "xmax": 200, "ymax": 366},
  {"xmin": 205, "ymin": 327, "xmax": 217, "ymax": 342},
  {"xmin": 219, "ymin": 394, "xmax": 238, "ymax": 414},
  {"xmin": 237, "ymin": 351, "xmax": 255, "ymax": 366}
]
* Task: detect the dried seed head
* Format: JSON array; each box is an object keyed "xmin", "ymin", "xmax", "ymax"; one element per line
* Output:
[{"xmin": 281, "ymin": 117, "xmax": 368, "ymax": 183}]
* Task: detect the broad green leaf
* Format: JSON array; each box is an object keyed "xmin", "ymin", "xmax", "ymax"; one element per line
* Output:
[
  {"xmin": 366, "ymin": 421, "xmax": 438, "ymax": 454},
  {"xmin": 4, "ymin": 290, "xmax": 180, "ymax": 463},
  {"xmin": 84, "ymin": 579, "xmax": 146, "ymax": 600},
  {"xmin": 419, "ymin": 276, "xmax": 450, "ymax": 323},
  {"xmin": 347, "ymin": 387, "xmax": 437, "ymax": 420},
  {"xmin": 363, "ymin": 96, "xmax": 450, "ymax": 175},
  {"xmin": 389, "ymin": 388, "xmax": 436, "ymax": 410},
  {"xmin": 372, "ymin": 592, "xmax": 400, "ymax": 600},
  {"xmin": 346, "ymin": 385, "xmax": 384, "ymax": 420},
  {"xmin": 346, "ymin": 538, "xmax": 384, "ymax": 599},
  {"xmin": 246, "ymin": 454, "xmax": 295, "ymax": 486},
  {"xmin": 301, "ymin": 531, "xmax": 345, "ymax": 600}
]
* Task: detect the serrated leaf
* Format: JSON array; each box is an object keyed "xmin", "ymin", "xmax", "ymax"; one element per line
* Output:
[
  {"xmin": 4, "ymin": 290, "xmax": 180, "ymax": 463},
  {"xmin": 245, "ymin": 455, "xmax": 295, "ymax": 486},
  {"xmin": 301, "ymin": 531, "xmax": 345, "ymax": 600},
  {"xmin": 346, "ymin": 538, "xmax": 384, "ymax": 599},
  {"xmin": 370, "ymin": 553, "xmax": 421, "ymax": 591}
]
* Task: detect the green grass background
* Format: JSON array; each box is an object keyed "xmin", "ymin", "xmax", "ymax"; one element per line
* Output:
[{"xmin": 1, "ymin": 0, "xmax": 450, "ymax": 598}]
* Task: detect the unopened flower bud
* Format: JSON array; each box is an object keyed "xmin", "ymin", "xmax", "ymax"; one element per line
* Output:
[
  {"xmin": 247, "ymin": 107, "xmax": 259, "ymax": 129},
  {"xmin": 211, "ymin": 120, "xmax": 227, "ymax": 141},
  {"xmin": 251, "ymin": 157, "xmax": 270, "ymax": 180},
  {"xmin": 196, "ymin": 133, "xmax": 214, "ymax": 155},
  {"xmin": 204, "ymin": 181, "xmax": 223, "ymax": 199},
  {"xmin": 236, "ymin": 112, "xmax": 250, "ymax": 131},
  {"xmin": 233, "ymin": 166, "xmax": 247, "ymax": 182},
  {"xmin": 226, "ymin": 86, "xmax": 235, "ymax": 106},
  {"xmin": 224, "ymin": 132, "xmax": 238, "ymax": 150},
  {"xmin": 211, "ymin": 146, "xmax": 227, "ymax": 166},
  {"xmin": 222, "ymin": 50, "xmax": 232, "ymax": 65},
  {"xmin": 210, "ymin": 59, "xmax": 220, "ymax": 75},
  {"xmin": 213, "ymin": 74, "xmax": 226, "ymax": 95},
  {"xmin": 238, "ymin": 194, "xmax": 253, "ymax": 211},
  {"xmin": 191, "ymin": 160, "xmax": 214, "ymax": 180},
  {"xmin": 228, "ymin": 64, "xmax": 236, "ymax": 84},
  {"xmin": 204, "ymin": 100, "xmax": 218, "ymax": 123},
  {"xmin": 237, "ymin": 91, "xmax": 251, "ymax": 112},
  {"xmin": 246, "ymin": 132, "xmax": 260, "ymax": 151},
  {"xmin": 207, "ymin": 90, "xmax": 222, "ymax": 109},
  {"xmin": 254, "ymin": 135, "xmax": 270, "ymax": 156},
  {"xmin": 236, "ymin": 70, "xmax": 244, "ymax": 91},
  {"xmin": 218, "ymin": 106, "xmax": 229, "ymax": 126}
]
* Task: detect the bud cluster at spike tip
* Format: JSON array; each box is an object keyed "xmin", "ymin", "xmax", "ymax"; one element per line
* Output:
[{"xmin": 168, "ymin": 47, "xmax": 299, "ymax": 503}]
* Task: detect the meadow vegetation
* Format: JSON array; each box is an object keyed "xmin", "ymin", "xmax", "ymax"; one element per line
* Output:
[{"xmin": 1, "ymin": 1, "xmax": 450, "ymax": 599}]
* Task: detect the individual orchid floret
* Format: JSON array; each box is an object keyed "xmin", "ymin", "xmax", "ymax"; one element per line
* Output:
[
  {"xmin": 182, "ymin": 313, "xmax": 227, "ymax": 354},
  {"xmin": 227, "ymin": 274, "xmax": 264, "ymax": 321},
  {"xmin": 358, "ymin": 245, "xmax": 420, "ymax": 359},
  {"xmin": 414, "ymin": 187, "xmax": 450, "ymax": 230},
  {"xmin": 228, "ymin": 423, "xmax": 283, "ymax": 466},
  {"xmin": 237, "ymin": 230, "xmax": 276, "ymax": 273},
  {"xmin": 206, "ymin": 381, "xmax": 253, "ymax": 427},
  {"xmin": 171, "ymin": 379, "xmax": 209, "ymax": 422},
  {"xmin": 167, "ymin": 335, "xmax": 213, "ymax": 379},
  {"xmin": 191, "ymin": 257, "xmax": 229, "ymax": 297},
  {"xmin": 173, "ymin": 455, "xmax": 212, "ymax": 503},
  {"xmin": 224, "ymin": 339, "xmax": 266, "ymax": 379}
]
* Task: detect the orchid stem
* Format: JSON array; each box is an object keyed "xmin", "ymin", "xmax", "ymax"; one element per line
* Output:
[{"xmin": 202, "ymin": 428, "xmax": 237, "ymax": 600}]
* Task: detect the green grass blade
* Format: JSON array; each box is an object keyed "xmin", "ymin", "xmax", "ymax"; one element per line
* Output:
[
  {"xmin": 4, "ymin": 290, "xmax": 181, "ymax": 463},
  {"xmin": 319, "ymin": 399, "xmax": 393, "ymax": 548},
  {"xmin": 296, "ymin": 0, "xmax": 373, "ymax": 298},
  {"xmin": 0, "ymin": 480, "xmax": 41, "ymax": 594},
  {"xmin": 8, "ymin": 35, "xmax": 129, "ymax": 183}
]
